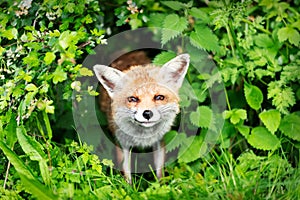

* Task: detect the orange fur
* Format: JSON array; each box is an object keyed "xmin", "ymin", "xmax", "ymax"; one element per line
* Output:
[{"xmin": 93, "ymin": 51, "xmax": 190, "ymax": 183}]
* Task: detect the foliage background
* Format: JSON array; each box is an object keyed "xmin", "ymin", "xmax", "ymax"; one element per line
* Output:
[{"xmin": 0, "ymin": 0, "xmax": 300, "ymax": 199}]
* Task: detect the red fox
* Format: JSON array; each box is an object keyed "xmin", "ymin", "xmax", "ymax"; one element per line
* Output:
[{"xmin": 93, "ymin": 51, "xmax": 190, "ymax": 183}]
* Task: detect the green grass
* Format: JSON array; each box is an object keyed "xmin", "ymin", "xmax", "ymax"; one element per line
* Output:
[
  {"xmin": 1, "ymin": 139, "xmax": 299, "ymax": 199},
  {"xmin": 86, "ymin": 148, "xmax": 300, "ymax": 200}
]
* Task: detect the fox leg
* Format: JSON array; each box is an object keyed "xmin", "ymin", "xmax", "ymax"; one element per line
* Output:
[
  {"xmin": 153, "ymin": 141, "xmax": 165, "ymax": 180},
  {"xmin": 116, "ymin": 147, "xmax": 132, "ymax": 184}
]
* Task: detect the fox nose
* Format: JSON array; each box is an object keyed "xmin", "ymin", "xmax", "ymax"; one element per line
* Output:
[{"xmin": 142, "ymin": 110, "xmax": 153, "ymax": 120}]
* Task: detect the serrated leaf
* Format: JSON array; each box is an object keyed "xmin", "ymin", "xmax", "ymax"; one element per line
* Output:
[
  {"xmin": 189, "ymin": 110, "xmax": 200, "ymax": 126},
  {"xmin": 268, "ymin": 83, "xmax": 296, "ymax": 114},
  {"xmin": 152, "ymin": 51, "xmax": 176, "ymax": 66},
  {"xmin": 44, "ymin": 52, "xmax": 56, "ymax": 65},
  {"xmin": 162, "ymin": 14, "xmax": 188, "ymax": 45},
  {"xmin": 244, "ymin": 82, "xmax": 263, "ymax": 110},
  {"xmin": 199, "ymin": 106, "xmax": 214, "ymax": 129},
  {"xmin": 190, "ymin": 25, "xmax": 220, "ymax": 52},
  {"xmin": 178, "ymin": 135, "xmax": 207, "ymax": 163},
  {"xmin": 230, "ymin": 109, "xmax": 247, "ymax": 124},
  {"xmin": 279, "ymin": 114, "xmax": 300, "ymax": 141},
  {"xmin": 223, "ymin": 109, "xmax": 247, "ymax": 125},
  {"xmin": 248, "ymin": 127, "xmax": 280, "ymax": 150},
  {"xmin": 52, "ymin": 66, "xmax": 67, "ymax": 84},
  {"xmin": 164, "ymin": 131, "xmax": 186, "ymax": 153},
  {"xmin": 190, "ymin": 106, "xmax": 213, "ymax": 129},
  {"xmin": 259, "ymin": 109, "xmax": 281, "ymax": 134},
  {"xmin": 223, "ymin": 110, "xmax": 232, "ymax": 119},
  {"xmin": 277, "ymin": 27, "xmax": 300, "ymax": 46},
  {"xmin": 191, "ymin": 82, "xmax": 207, "ymax": 102},
  {"xmin": 236, "ymin": 125, "xmax": 250, "ymax": 138}
]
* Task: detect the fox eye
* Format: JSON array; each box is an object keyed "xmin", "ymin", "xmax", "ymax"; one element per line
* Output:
[
  {"xmin": 127, "ymin": 96, "xmax": 139, "ymax": 103},
  {"xmin": 154, "ymin": 95, "xmax": 165, "ymax": 101}
]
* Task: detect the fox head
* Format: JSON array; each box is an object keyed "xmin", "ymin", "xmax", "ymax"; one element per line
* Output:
[{"xmin": 93, "ymin": 54, "xmax": 190, "ymax": 147}]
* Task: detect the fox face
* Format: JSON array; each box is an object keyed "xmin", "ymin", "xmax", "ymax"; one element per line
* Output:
[
  {"xmin": 122, "ymin": 83, "xmax": 179, "ymax": 128},
  {"xmin": 112, "ymin": 80, "xmax": 180, "ymax": 147},
  {"xmin": 93, "ymin": 53, "xmax": 190, "ymax": 183}
]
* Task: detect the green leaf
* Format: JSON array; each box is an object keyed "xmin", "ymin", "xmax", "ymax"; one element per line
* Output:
[
  {"xmin": 23, "ymin": 52, "xmax": 40, "ymax": 67},
  {"xmin": 236, "ymin": 125, "xmax": 250, "ymax": 138},
  {"xmin": 164, "ymin": 131, "xmax": 186, "ymax": 153},
  {"xmin": 153, "ymin": 51, "xmax": 177, "ymax": 66},
  {"xmin": 1, "ymin": 28, "xmax": 18, "ymax": 40},
  {"xmin": 44, "ymin": 52, "xmax": 56, "ymax": 65},
  {"xmin": 267, "ymin": 83, "xmax": 296, "ymax": 114},
  {"xmin": 277, "ymin": 27, "xmax": 300, "ymax": 46},
  {"xmin": 279, "ymin": 114, "xmax": 300, "ymax": 141},
  {"xmin": 148, "ymin": 13, "xmax": 166, "ymax": 27},
  {"xmin": 190, "ymin": 25, "xmax": 220, "ymax": 52},
  {"xmin": 17, "ymin": 126, "xmax": 50, "ymax": 185},
  {"xmin": 190, "ymin": 106, "xmax": 213, "ymax": 129},
  {"xmin": 248, "ymin": 127, "xmax": 280, "ymax": 150},
  {"xmin": 161, "ymin": 1, "xmax": 189, "ymax": 10},
  {"xmin": 3, "ymin": 111, "xmax": 17, "ymax": 148},
  {"xmin": 244, "ymin": 82, "xmax": 263, "ymax": 110},
  {"xmin": 162, "ymin": 14, "xmax": 188, "ymax": 45},
  {"xmin": 79, "ymin": 67, "xmax": 93, "ymax": 76},
  {"xmin": 223, "ymin": 109, "xmax": 247, "ymax": 125},
  {"xmin": 259, "ymin": 109, "xmax": 281, "ymax": 134},
  {"xmin": 17, "ymin": 126, "xmax": 46, "ymax": 161},
  {"xmin": 52, "ymin": 67, "xmax": 67, "ymax": 84},
  {"xmin": 43, "ymin": 111, "xmax": 53, "ymax": 139},
  {"xmin": 0, "ymin": 141, "xmax": 35, "ymax": 179},
  {"xmin": 178, "ymin": 135, "xmax": 207, "ymax": 163},
  {"xmin": 25, "ymin": 83, "xmax": 38, "ymax": 92},
  {"xmin": 129, "ymin": 17, "xmax": 142, "ymax": 30},
  {"xmin": 87, "ymin": 87, "xmax": 99, "ymax": 96},
  {"xmin": 71, "ymin": 81, "xmax": 81, "ymax": 92},
  {"xmin": 45, "ymin": 100, "xmax": 55, "ymax": 114},
  {"xmin": 20, "ymin": 174, "xmax": 58, "ymax": 200},
  {"xmin": 39, "ymin": 160, "xmax": 51, "ymax": 186},
  {"xmin": 231, "ymin": 109, "xmax": 247, "ymax": 124},
  {"xmin": 59, "ymin": 31, "xmax": 78, "ymax": 49},
  {"xmin": 254, "ymin": 34, "xmax": 274, "ymax": 48},
  {"xmin": 189, "ymin": 8, "xmax": 210, "ymax": 23}
]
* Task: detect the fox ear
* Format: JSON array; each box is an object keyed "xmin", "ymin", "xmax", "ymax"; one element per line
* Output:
[
  {"xmin": 159, "ymin": 54, "xmax": 190, "ymax": 90},
  {"xmin": 93, "ymin": 65, "xmax": 125, "ymax": 97}
]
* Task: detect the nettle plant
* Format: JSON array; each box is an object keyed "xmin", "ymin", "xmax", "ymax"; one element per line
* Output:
[{"xmin": 118, "ymin": 0, "xmax": 300, "ymax": 162}]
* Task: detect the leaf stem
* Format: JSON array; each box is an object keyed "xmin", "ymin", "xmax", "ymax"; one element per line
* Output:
[
  {"xmin": 224, "ymin": 87, "xmax": 231, "ymax": 111},
  {"xmin": 241, "ymin": 18, "xmax": 272, "ymax": 35},
  {"xmin": 3, "ymin": 161, "xmax": 11, "ymax": 189},
  {"xmin": 228, "ymin": 18, "xmax": 246, "ymax": 67},
  {"xmin": 225, "ymin": 23, "xmax": 236, "ymax": 57}
]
